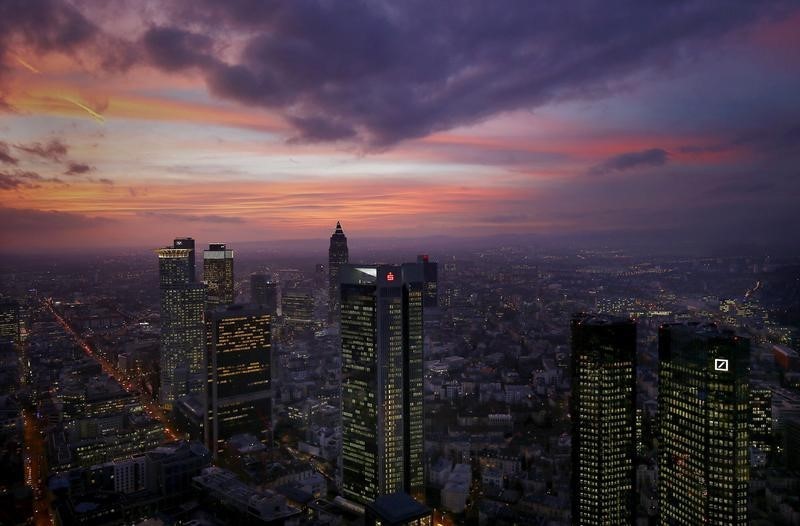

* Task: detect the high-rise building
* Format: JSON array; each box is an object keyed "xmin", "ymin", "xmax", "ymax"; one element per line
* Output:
[
  {"xmin": 328, "ymin": 221, "xmax": 349, "ymax": 316},
  {"xmin": 749, "ymin": 385, "xmax": 773, "ymax": 454},
  {"xmin": 658, "ymin": 322, "xmax": 749, "ymax": 526},
  {"xmin": 157, "ymin": 246, "xmax": 206, "ymax": 411},
  {"xmin": 416, "ymin": 255, "xmax": 438, "ymax": 310},
  {"xmin": 206, "ymin": 305, "xmax": 271, "ymax": 458},
  {"xmin": 281, "ymin": 289, "xmax": 314, "ymax": 329},
  {"xmin": 204, "ymin": 243, "xmax": 234, "ymax": 306},
  {"xmin": 0, "ymin": 299, "xmax": 20, "ymax": 345},
  {"xmin": 339, "ymin": 263, "xmax": 424, "ymax": 505},
  {"xmin": 173, "ymin": 237, "xmax": 196, "ymax": 282},
  {"xmin": 570, "ymin": 313, "xmax": 637, "ymax": 526},
  {"xmin": 250, "ymin": 273, "xmax": 278, "ymax": 316}
]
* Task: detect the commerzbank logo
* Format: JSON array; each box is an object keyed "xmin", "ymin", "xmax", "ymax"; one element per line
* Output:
[{"xmin": 714, "ymin": 359, "xmax": 729, "ymax": 372}]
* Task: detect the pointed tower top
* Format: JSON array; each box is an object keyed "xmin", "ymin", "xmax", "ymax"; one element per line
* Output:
[{"xmin": 335, "ymin": 221, "xmax": 344, "ymax": 234}]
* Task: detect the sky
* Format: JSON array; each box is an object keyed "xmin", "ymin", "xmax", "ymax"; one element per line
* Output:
[{"xmin": 0, "ymin": 0, "xmax": 799, "ymax": 252}]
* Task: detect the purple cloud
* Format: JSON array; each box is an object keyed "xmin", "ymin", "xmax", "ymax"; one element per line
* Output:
[
  {"xmin": 139, "ymin": 0, "xmax": 793, "ymax": 146},
  {"xmin": 15, "ymin": 139, "xmax": 68, "ymax": 162},
  {"xmin": 589, "ymin": 148, "xmax": 670, "ymax": 176}
]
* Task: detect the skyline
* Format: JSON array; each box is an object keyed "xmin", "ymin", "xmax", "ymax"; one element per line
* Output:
[{"xmin": 1, "ymin": 1, "xmax": 800, "ymax": 251}]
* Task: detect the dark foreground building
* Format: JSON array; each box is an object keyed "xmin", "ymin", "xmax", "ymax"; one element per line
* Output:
[
  {"xmin": 365, "ymin": 492, "xmax": 432, "ymax": 526},
  {"xmin": 570, "ymin": 313, "xmax": 637, "ymax": 525},
  {"xmin": 206, "ymin": 304, "xmax": 271, "ymax": 457}
]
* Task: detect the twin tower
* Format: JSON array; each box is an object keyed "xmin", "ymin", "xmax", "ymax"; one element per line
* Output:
[{"xmin": 571, "ymin": 314, "xmax": 749, "ymax": 525}]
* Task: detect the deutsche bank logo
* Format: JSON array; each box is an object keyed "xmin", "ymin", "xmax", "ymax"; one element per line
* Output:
[{"xmin": 714, "ymin": 359, "xmax": 729, "ymax": 372}]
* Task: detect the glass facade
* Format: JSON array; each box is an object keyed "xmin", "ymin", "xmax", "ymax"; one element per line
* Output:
[
  {"xmin": 570, "ymin": 313, "xmax": 637, "ymax": 525},
  {"xmin": 340, "ymin": 264, "xmax": 425, "ymax": 505},
  {"xmin": 157, "ymin": 247, "xmax": 206, "ymax": 411},
  {"xmin": 658, "ymin": 322, "xmax": 749, "ymax": 526}
]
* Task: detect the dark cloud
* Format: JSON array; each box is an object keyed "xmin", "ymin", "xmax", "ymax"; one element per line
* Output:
[
  {"xmin": 137, "ymin": 211, "xmax": 245, "ymax": 224},
  {"xmin": 139, "ymin": 0, "xmax": 792, "ymax": 146},
  {"xmin": 142, "ymin": 26, "xmax": 216, "ymax": 71},
  {"xmin": 15, "ymin": 139, "xmax": 68, "ymax": 162},
  {"xmin": 0, "ymin": 169, "xmax": 64, "ymax": 189},
  {"xmin": 64, "ymin": 162, "xmax": 93, "ymax": 175},
  {"xmin": 680, "ymin": 123, "xmax": 800, "ymax": 155},
  {"xmin": 588, "ymin": 148, "xmax": 670, "ymax": 176},
  {"xmin": 0, "ymin": 142, "xmax": 18, "ymax": 165}
]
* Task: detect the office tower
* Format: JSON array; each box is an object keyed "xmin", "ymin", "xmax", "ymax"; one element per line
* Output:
[
  {"xmin": 658, "ymin": 322, "xmax": 749, "ymax": 526},
  {"xmin": 0, "ymin": 299, "xmax": 20, "ymax": 345},
  {"xmin": 750, "ymin": 386, "xmax": 773, "ymax": 454},
  {"xmin": 206, "ymin": 305, "xmax": 271, "ymax": 457},
  {"xmin": 157, "ymin": 246, "xmax": 206, "ymax": 411},
  {"xmin": 204, "ymin": 243, "xmax": 234, "ymax": 306},
  {"xmin": 365, "ymin": 493, "xmax": 433, "ymax": 526},
  {"xmin": 250, "ymin": 273, "xmax": 278, "ymax": 316},
  {"xmin": 339, "ymin": 263, "xmax": 424, "ymax": 505},
  {"xmin": 570, "ymin": 313, "xmax": 637, "ymax": 526},
  {"xmin": 328, "ymin": 221, "xmax": 349, "ymax": 316},
  {"xmin": 173, "ymin": 237, "xmax": 196, "ymax": 282},
  {"xmin": 416, "ymin": 255, "xmax": 438, "ymax": 310},
  {"xmin": 281, "ymin": 289, "xmax": 314, "ymax": 329}
]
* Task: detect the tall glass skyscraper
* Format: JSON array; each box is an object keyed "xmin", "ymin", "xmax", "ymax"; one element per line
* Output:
[
  {"xmin": 157, "ymin": 246, "xmax": 206, "ymax": 411},
  {"xmin": 658, "ymin": 322, "xmax": 750, "ymax": 525},
  {"xmin": 204, "ymin": 243, "xmax": 234, "ymax": 306},
  {"xmin": 339, "ymin": 263, "xmax": 424, "ymax": 505},
  {"xmin": 328, "ymin": 221, "xmax": 349, "ymax": 317},
  {"xmin": 206, "ymin": 304, "xmax": 271, "ymax": 458},
  {"xmin": 570, "ymin": 313, "xmax": 637, "ymax": 525}
]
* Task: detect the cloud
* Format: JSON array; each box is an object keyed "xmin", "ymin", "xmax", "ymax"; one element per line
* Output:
[
  {"xmin": 0, "ymin": 142, "xmax": 18, "ymax": 165},
  {"xmin": 0, "ymin": 169, "xmax": 64, "ymax": 189},
  {"xmin": 137, "ymin": 0, "xmax": 792, "ymax": 146},
  {"xmin": 681, "ymin": 123, "xmax": 800, "ymax": 155},
  {"xmin": 588, "ymin": 148, "xmax": 670, "ymax": 175},
  {"xmin": 15, "ymin": 139, "xmax": 68, "ymax": 162},
  {"xmin": 64, "ymin": 162, "xmax": 93, "ymax": 175},
  {"xmin": 137, "ymin": 211, "xmax": 245, "ymax": 223}
]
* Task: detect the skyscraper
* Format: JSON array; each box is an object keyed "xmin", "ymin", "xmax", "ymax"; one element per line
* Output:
[
  {"xmin": 281, "ymin": 288, "xmax": 314, "ymax": 330},
  {"xmin": 570, "ymin": 313, "xmax": 637, "ymax": 526},
  {"xmin": 157, "ymin": 246, "xmax": 206, "ymax": 411},
  {"xmin": 658, "ymin": 322, "xmax": 749, "ymax": 526},
  {"xmin": 206, "ymin": 305, "xmax": 271, "ymax": 458},
  {"xmin": 173, "ymin": 237, "xmax": 196, "ymax": 282},
  {"xmin": 339, "ymin": 263, "xmax": 424, "ymax": 505},
  {"xmin": 250, "ymin": 273, "xmax": 278, "ymax": 316},
  {"xmin": 416, "ymin": 255, "xmax": 438, "ymax": 310},
  {"xmin": 328, "ymin": 221, "xmax": 349, "ymax": 316},
  {"xmin": 204, "ymin": 243, "xmax": 234, "ymax": 306},
  {"xmin": 0, "ymin": 299, "xmax": 20, "ymax": 345}
]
